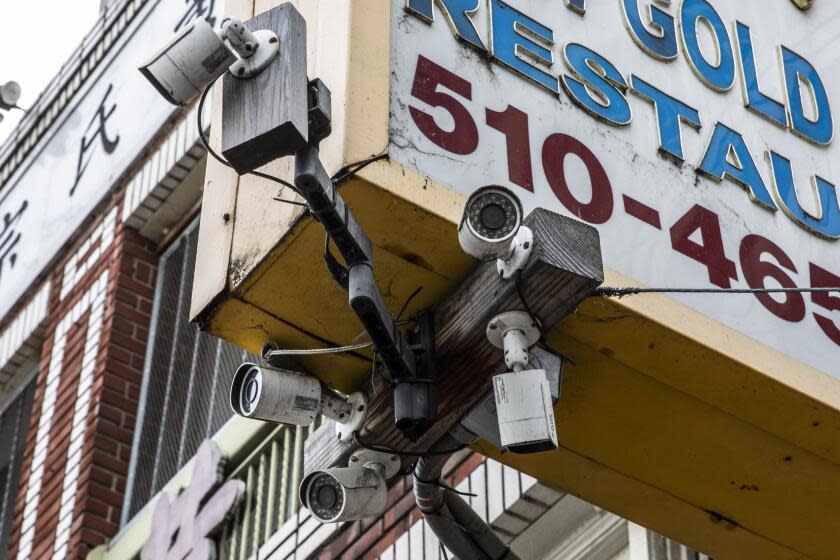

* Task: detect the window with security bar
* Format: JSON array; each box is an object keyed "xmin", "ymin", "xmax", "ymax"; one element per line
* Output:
[
  {"xmin": 122, "ymin": 219, "xmax": 257, "ymax": 524},
  {"xmin": 0, "ymin": 374, "xmax": 36, "ymax": 558},
  {"xmin": 648, "ymin": 531, "xmax": 711, "ymax": 560}
]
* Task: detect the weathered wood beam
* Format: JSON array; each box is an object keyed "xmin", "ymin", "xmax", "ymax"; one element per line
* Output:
[{"xmin": 304, "ymin": 208, "xmax": 603, "ymax": 474}]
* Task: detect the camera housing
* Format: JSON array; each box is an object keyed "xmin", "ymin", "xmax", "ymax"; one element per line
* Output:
[
  {"xmin": 459, "ymin": 346, "xmax": 564, "ymax": 450},
  {"xmin": 300, "ymin": 450, "xmax": 400, "ymax": 523},
  {"xmin": 493, "ymin": 368, "xmax": 558, "ymax": 453},
  {"xmin": 230, "ymin": 363, "xmax": 367, "ymax": 441},
  {"xmin": 458, "ymin": 186, "xmax": 534, "ymax": 279},
  {"xmin": 485, "ymin": 311, "xmax": 558, "ymax": 453},
  {"xmin": 139, "ymin": 16, "xmax": 280, "ymax": 106},
  {"xmin": 139, "ymin": 17, "xmax": 236, "ymax": 106},
  {"xmin": 458, "ymin": 186, "xmax": 523, "ymax": 261}
]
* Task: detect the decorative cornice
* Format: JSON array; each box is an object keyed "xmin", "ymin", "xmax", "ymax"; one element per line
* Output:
[{"xmin": 0, "ymin": 0, "xmax": 149, "ymax": 192}]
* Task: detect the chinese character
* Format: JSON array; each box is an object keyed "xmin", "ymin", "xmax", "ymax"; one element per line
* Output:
[
  {"xmin": 0, "ymin": 199, "xmax": 28, "ymax": 279},
  {"xmin": 71, "ymin": 84, "xmax": 119, "ymax": 196},
  {"xmin": 174, "ymin": 0, "xmax": 216, "ymax": 32},
  {"xmin": 141, "ymin": 440, "xmax": 245, "ymax": 560}
]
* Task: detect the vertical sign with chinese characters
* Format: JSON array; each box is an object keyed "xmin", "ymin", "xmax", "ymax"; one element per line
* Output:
[{"xmin": 0, "ymin": 0, "xmax": 221, "ymax": 320}]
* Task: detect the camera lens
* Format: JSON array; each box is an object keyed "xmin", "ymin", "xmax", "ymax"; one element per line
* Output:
[
  {"xmin": 239, "ymin": 367, "xmax": 262, "ymax": 415},
  {"xmin": 307, "ymin": 473, "xmax": 344, "ymax": 521},
  {"xmin": 467, "ymin": 188, "xmax": 520, "ymax": 241},
  {"xmin": 480, "ymin": 204, "xmax": 506, "ymax": 230}
]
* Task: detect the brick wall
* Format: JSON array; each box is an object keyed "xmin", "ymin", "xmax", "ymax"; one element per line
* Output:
[
  {"xmin": 5, "ymin": 200, "xmax": 158, "ymax": 560},
  {"xmin": 315, "ymin": 451, "xmax": 486, "ymax": 560}
]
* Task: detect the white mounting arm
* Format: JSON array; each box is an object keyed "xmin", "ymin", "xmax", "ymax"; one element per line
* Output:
[
  {"xmin": 486, "ymin": 311, "xmax": 541, "ymax": 371},
  {"xmin": 497, "ymin": 226, "xmax": 534, "ymax": 280},
  {"xmin": 219, "ymin": 18, "xmax": 279, "ymax": 79}
]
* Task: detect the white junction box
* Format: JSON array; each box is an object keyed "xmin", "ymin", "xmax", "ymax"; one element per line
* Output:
[{"xmin": 493, "ymin": 369, "xmax": 558, "ymax": 454}]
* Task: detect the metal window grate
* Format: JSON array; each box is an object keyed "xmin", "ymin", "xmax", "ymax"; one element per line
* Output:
[
  {"xmin": 123, "ymin": 219, "xmax": 256, "ymax": 523},
  {"xmin": 648, "ymin": 531, "xmax": 711, "ymax": 560},
  {"xmin": 216, "ymin": 418, "xmax": 323, "ymax": 560},
  {"xmin": 0, "ymin": 376, "xmax": 36, "ymax": 558}
]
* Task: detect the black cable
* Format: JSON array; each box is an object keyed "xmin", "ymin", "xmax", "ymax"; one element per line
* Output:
[
  {"xmin": 352, "ymin": 431, "xmax": 468, "ymax": 458},
  {"xmin": 272, "ymin": 196, "xmax": 308, "ymax": 207},
  {"xmin": 594, "ymin": 286, "xmax": 840, "ymax": 299},
  {"xmin": 197, "ymin": 82, "xmax": 230, "ymax": 168},
  {"xmin": 250, "ymin": 169, "xmax": 301, "ymax": 193},
  {"xmin": 323, "ymin": 233, "xmax": 350, "ymax": 290},
  {"xmin": 332, "ymin": 153, "xmax": 389, "ymax": 184},
  {"xmin": 396, "ymin": 286, "xmax": 423, "ymax": 323},
  {"xmin": 196, "ymin": 81, "xmax": 306, "ymax": 204},
  {"xmin": 413, "ymin": 471, "xmax": 478, "ymax": 497}
]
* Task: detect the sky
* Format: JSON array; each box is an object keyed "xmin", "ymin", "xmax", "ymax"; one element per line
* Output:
[{"xmin": 0, "ymin": 0, "xmax": 101, "ymax": 145}]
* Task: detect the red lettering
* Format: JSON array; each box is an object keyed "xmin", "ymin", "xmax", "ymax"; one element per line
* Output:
[
  {"xmin": 669, "ymin": 205, "xmax": 738, "ymax": 288},
  {"xmin": 739, "ymin": 234, "xmax": 805, "ymax": 322},
  {"xmin": 542, "ymin": 133, "xmax": 613, "ymax": 224},
  {"xmin": 810, "ymin": 263, "xmax": 840, "ymax": 346},
  {"xmin": 409, "ymin": 56, "xmax": 478, "ymax": 155},
  {"xmin": 486, "ymin": 105, "xmax": 534, "ymax": 192}
]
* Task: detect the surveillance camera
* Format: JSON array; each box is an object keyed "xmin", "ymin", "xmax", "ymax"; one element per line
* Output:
[
  {"xmin": 139, "ymin": 16, "xmax": 279, "ymax": 106},
  {"xmin": 0, "ymin": 81, "xmax": 21, "ymax": 110},
  {"xmin": 300, "ymin": 450, "xmax": 400, "ymax": 523},
  {"xmin": 230, "ymin": 363, "xmax": 367, "ymax": 441},
  {"xmin": 458, "ymin": 186, "xmax": 534, "ymax": 278},
  {"xmin": 486, "ymin": 311, "xmax": 558, "ymax": 453},
  {"xmin": 458, "ymin": 186, "xmax": 523, "ymax": 260},
  {"xmin": 139, "ymin": 17, "xmax": 236, "ymax": 106}
]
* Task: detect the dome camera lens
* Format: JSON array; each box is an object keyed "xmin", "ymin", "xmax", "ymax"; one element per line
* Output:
[
  {"xmin": 480, "ymin": 203, "xmax": 506, "ymax": 230},
  {"xmin": 469, "ymin": 188, "xmax": 519, "ymax": 241},
  {"xmin": 240, "ymin": 367, "xmax": 261, "ymax": 415},
  {"xmin": 307, "ymin": 473, "xmax": 344, "ymax": 521},
  {"xmin": 317, "ymin": 485, "xmax": 338, "ymax": 508}
]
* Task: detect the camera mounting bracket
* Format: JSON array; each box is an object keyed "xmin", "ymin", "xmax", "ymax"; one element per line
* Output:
[
  {"xmin": 349, "ymin": 449, "xmax": 401, "ymax": 480},
  {"xmin": 221, "ymin": 17, "xmax": 280, "ymax": 79},
  {"xmin": 487, "ymin": 311, "xmax": 541, "ymax": 372},
  {"xmin": 497, "ymin": 226, "xmax": 534, "ymax": 280},
  {"xmin": 335, "ymin": 392, "xmax": 368, "ymax": 443},
  {"xmin": 228, "ymin": 29, "xmax": 280, "ymax": 79}
]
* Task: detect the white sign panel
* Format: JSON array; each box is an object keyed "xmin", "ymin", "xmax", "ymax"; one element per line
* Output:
[
  {"xmin": 389, "ymin": 0, "xmax": 840, "ymax": 377},
  {"xmin": 0, "ymin": 0, "xmax": 221, "ymax": 319}
]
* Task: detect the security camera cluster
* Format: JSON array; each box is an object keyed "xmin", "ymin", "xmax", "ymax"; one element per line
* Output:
[
  {"xmin": 459, "ymin": 186, "xmax": 559, "ymax": 453},
  {"xmin": 139, "ymin": 6, "xmax": 563, "ymax": 527}
]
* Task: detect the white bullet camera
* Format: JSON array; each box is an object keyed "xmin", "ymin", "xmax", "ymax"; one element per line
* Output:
[
  {"xmin": 230, "ymin": 363, "xmax": 367, "ymax": 442},
  {"xmin": 139, "ymin": 16, "xmax": 279, "ymax": 106},
  {"xmin": 300, "ymin": 449, "xmax": 400, "ymax": 523},
  {"xmin": 487, "ymin": 311, "xmax": 557, "ymax": 453},
  {"xmin": 458, "ymin": 186, "xmax": 534, "ymax": 279}
]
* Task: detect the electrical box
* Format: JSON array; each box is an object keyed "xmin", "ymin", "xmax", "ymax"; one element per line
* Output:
[{"xmin": 221, "ymin": 3, "xmax": 309, "ymax": 173}]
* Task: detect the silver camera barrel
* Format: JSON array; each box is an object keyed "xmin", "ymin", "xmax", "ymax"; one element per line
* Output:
[
  {"xmin": 300, "ymin": 466, "xmax": 387, "ymax": 523},
  {"xmin": 138, "ymin": 17, "xmax": 236, "ymax": 106},
  {"xmin": 229, "ymin": 363, "xmax": 322, "ymax": 425}
]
